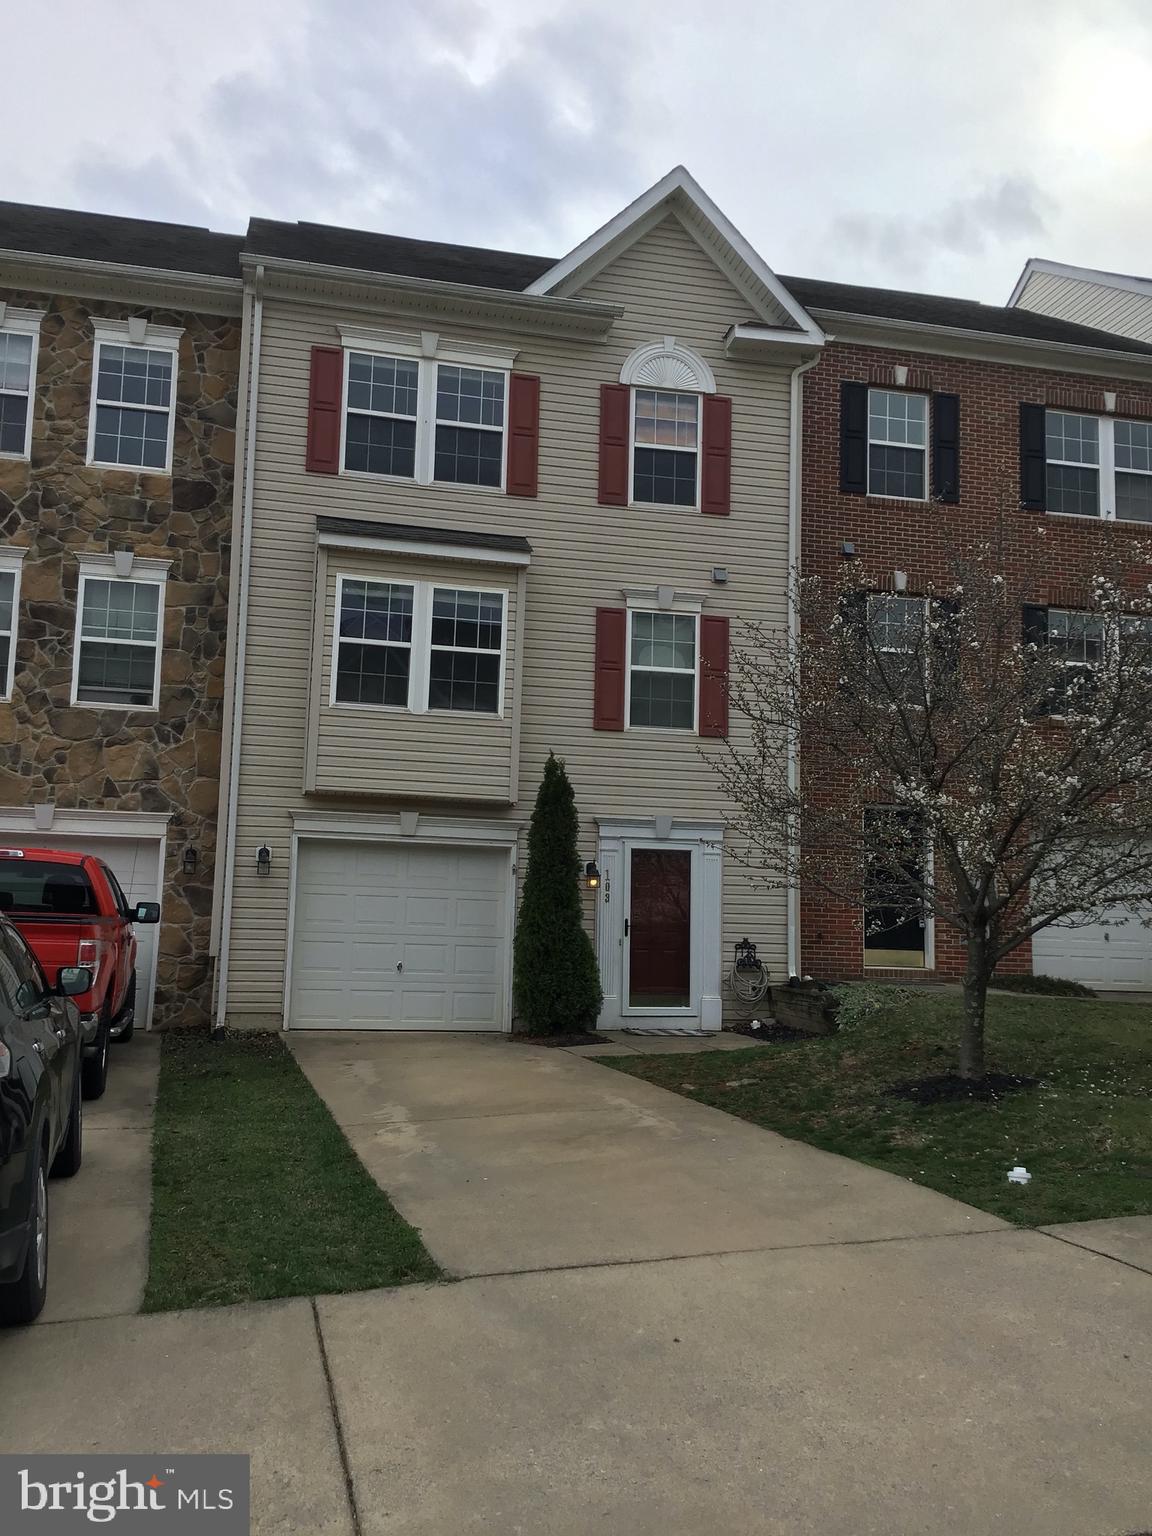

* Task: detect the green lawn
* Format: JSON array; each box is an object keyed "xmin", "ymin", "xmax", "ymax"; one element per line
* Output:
[
  {"xmin": 597, "ymin": 994, "xmax": 1152, "ymax": 1226},
  {"xmin": 144, "ymin": 1032, "xmax": 442, "ymax": 1311}
]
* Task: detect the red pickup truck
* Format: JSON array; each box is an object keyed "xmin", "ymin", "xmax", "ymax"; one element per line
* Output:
[{"xmin": 0, "ymin": 848, "xmax": 160, "ymax": 1100}]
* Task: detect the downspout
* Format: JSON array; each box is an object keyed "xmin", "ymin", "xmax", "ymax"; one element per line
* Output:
[
  {"xmin": 786, "ymin": 352, "xmax": 821, "ymax": 978},
  {"xmin": 212, "ymin": 263, "xmax": 264, "ymax": 1032}
]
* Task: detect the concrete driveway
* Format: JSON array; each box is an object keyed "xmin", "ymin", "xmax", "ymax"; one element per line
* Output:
[{"xmin": 3, "ymin": 1030, "xmax": 1151, "ymax": 1536}]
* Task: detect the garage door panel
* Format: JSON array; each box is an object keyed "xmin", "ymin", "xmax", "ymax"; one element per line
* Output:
[
  {"xmin": 290, "ymin": 839, "xmax": 509, "ymax": 1030},
  {"xmin": 1033, "ymin": 906, "xmax": 1152, "ymax": 990}
]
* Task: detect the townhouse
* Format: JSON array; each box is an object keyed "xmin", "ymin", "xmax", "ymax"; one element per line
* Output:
[
  {"xmin": 213, "ymin": 169, "xmax": 824, "ymax": 1032},
  {"xmin": 786, "ymin": 274, "xmax": 1152, "ymax": 988},
  {"xmin": 0, "ymin": 204, "xmax": 242, "ymax": 1029}
]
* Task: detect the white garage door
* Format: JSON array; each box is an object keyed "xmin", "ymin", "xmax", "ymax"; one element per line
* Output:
[
  {"xmin": 8, "ymin": 836, "xmax": 162, "ymax": 1028},
  {"xmin": 1033, "ymin": 905, "xmax": 1152, "ymax": 991},
  {"xmin": 289, "ymin": 840, "xmax": 509, "ymax": 1030}
]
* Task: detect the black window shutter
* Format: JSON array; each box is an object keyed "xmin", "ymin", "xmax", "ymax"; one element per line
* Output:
[
  {"xmin": 840, "ymin": 382, "xmax": 868, "ymax": 494},
  {"xmin": 1020, "ymin": 404, "xmax": 1047, "ymax": 510},
  {"xmin": 930, "ymin": 596, "xmax": 961, "ymax": 682},
  {"xmin": 1022, "ymin": 603, "xmax": 1052, "ymax": 715},
  {"xmin": 931, "ymin": 393, "xmax": 960, "ymax": 503},
  {"xmin": 839, "ymin": 589, "xmax": 869, "ymax": 686}
]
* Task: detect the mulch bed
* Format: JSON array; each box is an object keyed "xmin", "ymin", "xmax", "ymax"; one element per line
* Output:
[
  {"xmin": 515, "ymin": 1031, "xmax": 607, "ymax": 1048},
  {"xmin": 731, "ymin": 1020, "xmax": 814, "ymax": 1045},
  {"xmin": 886, "ymin": 1072, "xmax": 1038, "ymax": 1105}
]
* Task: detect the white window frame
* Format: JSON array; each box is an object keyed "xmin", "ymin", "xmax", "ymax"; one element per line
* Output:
[
  {"xmin": 339, "ymin": 349, "xmax": 420, "ymax": 485},
  {"xmin": 866, "ymin": 592, "xmax": 930, "ymax": 702},
  {"xmin": 629, "ymin": 388, "xmax": 701, "ymax": 511},
  {"xmin": 86, "ymin": 319, "xmax": 183, "ymax": 475},
  {"xmin": 329, "ymin": 572, "xmax": 508, "ymax": 718},
  {"xmin": 70, "ymin": 556, "xmax": 170, "ymax": 712},
  {"xmin": 0, "ymin": 546, "xmax": 26, "ymax": 700},
  {"xmin": 0, "ymin": 308, "xmax": 42, "ymax": 462},
  {"xmin": 625, "ymin": 608, "xmax": 699, "ymax": 734},
  {"xmin": 867, "ymin": 388, "xmax": 929, "ymax": 502},
  {"xmin": 335, "ymin": 327, "xmax": 515, "ymax": 491},
  {"xmin": 1045, "ymin": 410, "xmax": 1152, "ymax": 525}
]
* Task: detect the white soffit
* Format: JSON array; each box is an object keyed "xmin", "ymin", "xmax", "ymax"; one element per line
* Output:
[{"xmin": 525, "ymin": 165, "xmax": 824, "ymax": 344}]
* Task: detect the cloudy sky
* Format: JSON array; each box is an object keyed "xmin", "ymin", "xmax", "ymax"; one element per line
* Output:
[{"xmin": 5, "ymin": 0, "xmax": 1152, "ymax": 302}]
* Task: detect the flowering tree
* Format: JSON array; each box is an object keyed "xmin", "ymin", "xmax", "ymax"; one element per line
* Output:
[{"xmin": 713, "ymin": 531, "xmax": 1152, "ymax": 1081}]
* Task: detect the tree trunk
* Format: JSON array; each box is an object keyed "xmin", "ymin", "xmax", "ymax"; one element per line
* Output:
[{"xmin": 959, "ymin": 937, "xmax": 990, "ymax": 1082}]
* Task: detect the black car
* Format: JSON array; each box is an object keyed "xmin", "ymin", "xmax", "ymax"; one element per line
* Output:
[{"xmin": 0, "ymin": 914, "xmax": 90, "ymax": 1325}]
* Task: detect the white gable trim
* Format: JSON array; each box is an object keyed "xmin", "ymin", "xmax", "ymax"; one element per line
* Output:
[
  {"xmin": 524, "ymin": 166, "xmax": 824, "ymax": 343},
  {"xmin": 1008, "ymin": 257, "xmax": 1152, "ymax": 309}
]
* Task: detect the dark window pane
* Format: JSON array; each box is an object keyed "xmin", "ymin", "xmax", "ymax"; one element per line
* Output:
[
  {"xmin": 345, "ymin": 353, "xmax": 418, "ymax": 416},
  {"xmin": 430, "ymin": 588, "xmax": 503, "ymax": 651},
  {"xmin": 436, "ymin": 365, "xmax": 504, "ymax": 427},
  {"xmin": 0, "ymin": 393, "xmax": 28, "ymax": 455},
  {"xmin": 632, "ymin": 446, "xmax": 697, "ymax": 506},
  {"xmin": 1116, "ymin": 472, "xmax": 1152, "ymax": 524},
  {"xmin": 434, "ymin": 424, "xmax": 503, "ymax": 486},
  {"xmin": 334, "ymin": 642, "xmax": 411, "ymax": 707},
  {"xmin": 338, "ymin": 580, "xmax": 413, "ymax": 643},
  {"xmin": 344, "ymin": 413, "xmax": 416, "ymax": 477},
  {"xmin": 93, "ymin": 404, "xmax": 168, "ymax": 469},
  {"xmin": 76, "ymin": 642, "xmax": 156, "ymax": 706},
  {"xmin": 1047, "ymin": 463, "xmax": 1099, "ymax": 517},
  {"xmin": 428, "ymin": 650, "xmax": 500, "ymax": 713},
  {"xmin": 867, "ymin": 444, "xmax": 925, "ymax": 498},
  {"xmin": 0, "ymin": 634, "xmax": 9, "ymax": 690},
  {"xmin": 629, "ymin": 670, "xmax": 695, "ymax": 729},
  {"xmin": 97, "ymin": 344, "xmax": 172, "ymax": 409}
]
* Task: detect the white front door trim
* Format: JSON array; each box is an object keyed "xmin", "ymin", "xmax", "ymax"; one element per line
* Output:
[
  {"xmin": 594, "ymin": 817, "xmax": 724, "ymax": 1031},
  {"xmin": 284, "ymin": 811, "xmax": 521, "ymax": 1031}
]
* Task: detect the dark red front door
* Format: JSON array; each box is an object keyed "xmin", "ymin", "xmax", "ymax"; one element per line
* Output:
[{"xmin": 628, "ymin": 849, "xmax": 692, "ymax": 1008}]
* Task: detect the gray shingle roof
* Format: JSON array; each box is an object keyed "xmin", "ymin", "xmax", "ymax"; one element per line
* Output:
[
  {"xmin": 0, "ymin": 201, "xmax": 244, "ymax": 278},
  {"xmin": 317, "ymin": 516, "xmax": 532, "ymax": 555}
]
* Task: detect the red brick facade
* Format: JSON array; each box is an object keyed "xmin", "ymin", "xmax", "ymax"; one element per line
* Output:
[{"xmin": 798, "ymin": 339, "xmax": 1152, "ymax": 981}]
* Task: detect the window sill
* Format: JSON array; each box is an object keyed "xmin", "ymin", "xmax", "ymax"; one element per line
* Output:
[
  {"xmin": 339, "ymin": 467, "xmax": 506, "ymax": 496},
  {"xmin": 70, "ymin": 700, "xmax": 159, "ymax": 713},
  {"xmin": 864, "ymin": 493, "xmax": 929, "ymax": 506},
  {"xmin": 1045, "ymin": 510, "xmax": 1152, "ymax": 527},
  {"xmin": 325, "ymin": 701, "xmax": 504, "ymax": 720},
  {"xmin": 85, "ymin": 461, "xmax": 172, "ymax": 477},
  {"xmin": 629, "ymin": 500, "xmax": 701, "ymax": 514},
  {"xmin": 624, "ymin": 725, "xmax": 699, "ymax": 736},
  {"xmin": 0, "ymin": 451, "xmax": 30, "ymax": 463}
]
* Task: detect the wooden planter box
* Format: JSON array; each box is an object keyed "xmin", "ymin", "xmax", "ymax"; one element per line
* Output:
[{"xmin": 770, "ymin": 981, "xmax": 840, "ymax": 1036}]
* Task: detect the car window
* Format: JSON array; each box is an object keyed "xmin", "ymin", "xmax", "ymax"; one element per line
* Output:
[
  {"xmin": 0, "ymin": 934, "xmax": 24, "ymax": 1015},
  {"xmin": 0, "ymin": 859, "xmax": 98, "ymax": 916},
  {"xmin": 0, "ymin": 927, "xmax": 48, "ymax": 1013},
  {"xmin": 100, "ymin": 864, "xmax": 131, "ymax": 919}
]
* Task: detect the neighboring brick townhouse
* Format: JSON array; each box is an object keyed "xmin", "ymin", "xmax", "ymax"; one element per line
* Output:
[
  {"xmin": 0, "ymin": 203, "xmax": 243, "ymax": 1030},
  {"xmin": 783, "ymin": 273, "xmax": 1152, "ymax": 989}
]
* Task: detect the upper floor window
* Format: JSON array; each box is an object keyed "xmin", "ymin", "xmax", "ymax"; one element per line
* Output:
[
  {"xmin": 1045, "ymin": 410, "xmax": 1152, "ymax": 524},
  {"xmin": 87, "ymin": 321, "xmax": 182, "ymax": 473},
  {"xmin": 0, "ymin": 548, "xmax": 25, "ymax": 700},
  {"xmin": 866, "ymin": 593, "xmax": 927, "ymax": 703},
  {"xmin": 331, "ymin": 574, "xmax": 505, "ymax": 716},
  {"xmin": 73, "ymin": 563, "xmax": 167, "ymax": 710},
  {"xmin": 628, "ymin": 610, "xmax": 697, "ymax": 730},
  {"xmin": 340, "ymin": 346, "xmax": 508, "ymax": 489},
  {"xmin": 0, "ymin": 310, "xmax": 41, "ymax": 461},
  {"xmin": 868, "ymin": 390, "xmax": 928, "ymax": 500},
  {"xmin": 632, "ymin": 390, "xmax": 699, "ymax": 507}
]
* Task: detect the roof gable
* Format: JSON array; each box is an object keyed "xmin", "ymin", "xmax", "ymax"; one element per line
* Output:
[
  {"xmin": 524, "ymin": 167, "xmax": 823, "ymax": 342},
  {"xmin": 1009, "ymin": 257, "xmax": 1152, "ymax": 309}
]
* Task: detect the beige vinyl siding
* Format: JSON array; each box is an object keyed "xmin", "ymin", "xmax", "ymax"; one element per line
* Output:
[
  {"xmin": 1017, "ymin": 271, "xmax": 1152, "ymax": 344},
  {"xmin": 310, "ymin": 550, "xmax": 520, "ymax": 801},
  {"xmin": 226, "ymin": 211, "xmax": 793, "ymax": 1019}
]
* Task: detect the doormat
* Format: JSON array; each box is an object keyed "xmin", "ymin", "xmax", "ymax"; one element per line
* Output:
[{"xmin": 617, "ymin": 1028, "xmax": 713, "ymax": 1037}]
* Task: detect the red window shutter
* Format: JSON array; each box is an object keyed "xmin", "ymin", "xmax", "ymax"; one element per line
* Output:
[
  {"xmin": 506, "ymin": 373, "xmax": 541, "ymax": 497},
  {"xmin": 598, "ymin": 383, "xmax": 631, "ymax": 506},
  {"xmin": 700, "ymin": 395, "xmax": 732, "ymax": 515},
  {"xmin": 698, "ymin": 615, "xmax": 730, "ymax": 737},
  {"xmin": 593, "ymin": 608, "xmax": 628, "ymax": 730},
  {"xmin": 306, "ymin": 345, "xmax": 343, "ymax": 474}
]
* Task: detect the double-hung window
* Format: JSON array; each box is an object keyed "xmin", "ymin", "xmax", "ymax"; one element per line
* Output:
[
  {"xmin": 0, "ymin": 549, "xmax": 24, "ymax": 700},
  {"xmin": 632, "ymin": 389, "xmax": 699, "ymax": 507},
  {"xmin": 0, "ymin": 312, "xmax": 40, "ymax": 460},
  {"xmin": 340, "ymin": 346, "xmax": 509, "ymax": 488},
  {"xmin": 344, "ymin": 354, "xmax": 419, "ymax": 478},
  {"xmin": 1045, "ymin": 411, "xmax": 1152, "ymax": 523},
  {"xmin": 867, "ymin": 390, "xmax": 928, "ymax": 499},
  {"xmin": 88, "ymin": 324, "xmax": 181, "ymax": 471},
  {"xmin": 331, "ymin": 576, "xmax": 506, "ymax": 716},
  {"xmin": 628, "ymin": 611, "xmax": 697, "ymax": 730},
  {"xmin": 1045, "ymin": 608, "xmax": 1104, "ymax": 712},
  {"xmin": 866, "ymin": 594, "xmax": 927, "ymax": 703},
  {"xmin": 73, "ymin": 568, "xmax": 166, "ymax": 709}
]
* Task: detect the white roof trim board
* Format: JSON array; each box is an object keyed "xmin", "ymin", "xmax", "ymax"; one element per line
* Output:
[
  {"xmin": 525, "ymin": 166, "xmax": 825, "ymax": 344},
  {"xmin": 1009, "ymin": 257, "xmax": 1152, "ymax": 309}
]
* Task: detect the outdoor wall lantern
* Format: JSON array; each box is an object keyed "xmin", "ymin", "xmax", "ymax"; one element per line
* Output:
[
  {"xmin": 182, "ymin": 846, "xmax": 198, "ymax": 875},
  {"xmin": 256, "ymin": 844, "xmax": 272, "ymax": 877},
  {"xmin": 584, "ymin": 860, "xmax": 601, "ymax": 890}
]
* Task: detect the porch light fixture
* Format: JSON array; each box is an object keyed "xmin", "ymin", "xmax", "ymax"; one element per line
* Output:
[
  {"xmin": 182, "ymin": 846, "xmax": 198, "ymax": 875},
  {"xmin": 256, "ymin": 844, "xmax": 272, "ymax": 877},
  {"xmin": 584, "ymin": 860, "xmax": 601, "ymax": 890}
]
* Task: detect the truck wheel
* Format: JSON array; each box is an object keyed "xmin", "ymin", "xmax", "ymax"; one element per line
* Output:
[
  {"xmin": 52, "ymin": 1068, "xmax": 84, "ymax": 1179},
  {"xmin": 0, "ymin": 1145, "xmax": 49, "ymax": 1325},
  {"xmin": 112, "ymin": 975, "xmax": 136, "ymax": 1043},
  {"xmin": 81, "ymin": 1013, "xmax": 110, "ymax": 1101}
]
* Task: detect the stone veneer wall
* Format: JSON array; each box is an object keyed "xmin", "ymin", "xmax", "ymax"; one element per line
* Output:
[{"xmin": 0, "ymin": 289, "xmax": 238, "ymax": 1028}]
